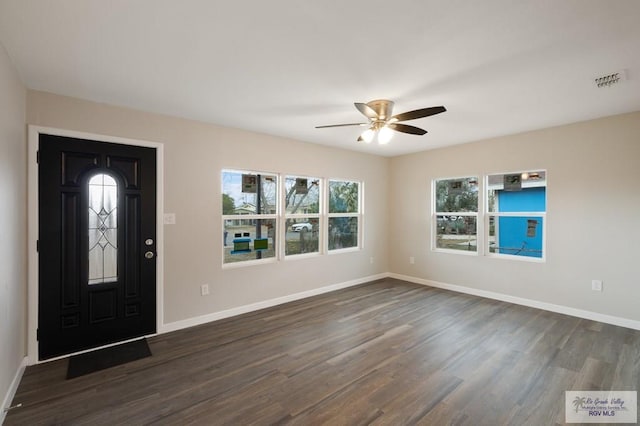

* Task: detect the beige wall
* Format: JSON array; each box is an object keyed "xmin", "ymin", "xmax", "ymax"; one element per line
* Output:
[
  {"xmin": 20, "ymin": 89, "xmax": 640, "ymax": 363},
  {"xmin": 0, "ymin": 43, "xmax": 26, "ymax": 409},
  {"xmin": 390, "ymin": 111, "xmax": 640, "ymax": 322},
  {"xmin": 27, "ymin": 90, "xmax": 390, "ymax": 325}
]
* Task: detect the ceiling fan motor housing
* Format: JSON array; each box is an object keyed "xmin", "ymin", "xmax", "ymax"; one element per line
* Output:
[{"xmin": 366, "ymin": 99, "xmax": 394, "ymax": 120}]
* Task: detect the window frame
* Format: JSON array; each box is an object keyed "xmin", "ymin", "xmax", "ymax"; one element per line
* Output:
[
  {"xmin": 432, "ymin": 176, "xmax": 480, "ymax": 256},
  {"xmin": 327, "ymin": 178, "xmax": 363, "ymax": 253},
  {"xmin": 221, "ymin": 168, "xmax": 279, "ymax": 268},
  {"xmin": 221, "ymin": 171, "xmax": 365, "ymax": 266},
  {"xmin": 485, "ymin": 170, "xmax": 547, "ymax": 262},
  {"xmin": 282, "ymin": 174, "xmax": 323, "ymax": 259}
]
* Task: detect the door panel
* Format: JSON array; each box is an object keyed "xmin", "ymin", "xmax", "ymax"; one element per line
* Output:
[
  {"xmin": 124, "ymin": 194, "xmax": 141, "ymax": 297},
  {"xmin": 61, "ymin": 191, "xmax": 80, "ymax": 308},
  {"xmin": 38, "ymin": 134, "xmax": 157, "ymax": 360}
]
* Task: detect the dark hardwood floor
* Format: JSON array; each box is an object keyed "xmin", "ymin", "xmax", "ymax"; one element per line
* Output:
[{"xmin": 6, "ymin": 279, "xmax": 640, "ymax": 425}]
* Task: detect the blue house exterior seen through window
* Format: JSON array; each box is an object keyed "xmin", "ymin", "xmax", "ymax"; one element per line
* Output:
[{"xmin": 496, "ymin": 187, "xmax": 545, "ymax": 258}]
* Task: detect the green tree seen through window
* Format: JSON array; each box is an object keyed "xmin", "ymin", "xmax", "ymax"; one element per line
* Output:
[
  {"xmin": 329, "ymin": 181, "xmax": 359, "ymax": 213},
  {"xmin": 436, "ymin": 179, "xmax": 478, "ymax": 212},
  {"xmin": 222, "ymin": 193, "xmax": 235, "ymax": 215}
]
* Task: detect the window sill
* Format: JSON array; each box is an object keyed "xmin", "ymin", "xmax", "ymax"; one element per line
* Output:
[
  {"xmin": 486, "ymin": 253, "xmax": 546, "ymax": 263},
  {"xmin": 328, "ymin": 247, "xmax": 360, "ymax": 255},
  {"xmin": 222, "ymin": 257, "xmax": 278, "ymax": 269},
  {"xmin": 284, "ymin": 251, "xmax": 323, "ymax": 261},
  {"xmin": 432, "ymin": 248, "xmax": 479, "ymax": 256}
]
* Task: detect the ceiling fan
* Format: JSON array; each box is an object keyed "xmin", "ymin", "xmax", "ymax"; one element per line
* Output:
[{"xmin": 316, "ymin": 99, "xmax": 446, "ymax": 144}]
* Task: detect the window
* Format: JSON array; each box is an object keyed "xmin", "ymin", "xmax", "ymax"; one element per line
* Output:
[
  {"xmin": 284, "ymin": 176, "xmax": 320, "ymax": 256},
  {"xmin": 221, "ymin": 170, "xmax": 278, "ymax": 264},
  {"xmin": 328, "ymin": 179, "xmax": 361, "ymax": 251},
  {"xmin": 486, "ymin": 171, "xmax": 546, "ymax": 259},
  {"xmin": 221, "ymin": 172, "xmax": 364, "ymax": 263},
  {"xmin": 88, "ymin": 174, "xmax": 118, "ymax": 284},
  {"xmin": 433, "ymin": 177, "xmax": 479, "ymax": 253}
]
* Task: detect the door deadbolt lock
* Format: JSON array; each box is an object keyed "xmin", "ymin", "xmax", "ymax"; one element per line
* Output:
[
  {"xmin": 144, "ymin": 251, "xmax": 155, "ymax": 259},
  {"xmin": 145, "ymin": 238, "xmax": 154, "ymax": 246}
]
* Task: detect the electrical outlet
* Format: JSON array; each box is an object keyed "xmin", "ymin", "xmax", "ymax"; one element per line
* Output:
[
  {"xmin": 200, "ymin": 284, "xmax": 209, "ymax": 296},
  {"xmin": 409, "ymin": 256, "xmax": 415, "ymax": 264},
  {"xmin": 591, "ymin": 280, "xmax": 603, "ymax": 292}
]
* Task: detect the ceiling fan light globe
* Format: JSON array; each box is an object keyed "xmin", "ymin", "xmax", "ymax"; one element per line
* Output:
[
  {"xmin": 361, "ymin": 128, "xmax": 376, "ymax": 143},
  {"xmin": 378, "ymin": 126, "xmax": 393, "ymax": 144}
]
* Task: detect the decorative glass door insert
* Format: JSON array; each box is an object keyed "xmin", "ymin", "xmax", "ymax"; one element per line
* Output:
[{"xmin": 88, "ymin": 174, "xmax": 118, "ymax": 284}]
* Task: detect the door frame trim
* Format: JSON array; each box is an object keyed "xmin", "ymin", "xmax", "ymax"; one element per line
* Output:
[{"xmin": 27, "ymin": 125, "xmax": 165, "ymax": 364}]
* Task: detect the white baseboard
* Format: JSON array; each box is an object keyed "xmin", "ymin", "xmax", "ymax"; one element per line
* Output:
[
  {"xmin": 389, "ymin": 273, "xmax": 640, "ymax": 331},
  {"xmin": 162, "ymin": 270, "xmax": 640, "ymax": 336},
  {"xmin": 1, "ymin": 356, "xmax": 28, "ymax": 424},
  {"xmin": 161, "ymin": 273, "xmax": 388, "ymax": 334}
]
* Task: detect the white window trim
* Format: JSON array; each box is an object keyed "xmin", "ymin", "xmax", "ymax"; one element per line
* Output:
[
  {"xmin": 282, "ymin": 174, "xmax": 323, "ymax": 259},
  {"xmin": 431, "ymin": 172, "xmax": 547, "ymax": 262},
  {"xmin": 221, "ymin": 173, "xmax": 364, "ymax": 266},
  {"xmin": 327, "ymin": 179, "xmax": 363, "ymax": 253},
  {"xmin": 432, "ymin": 176, "xmax": 480, "ymax": 255},
  {"xmin": 221, "ymin": 169, "xmax": 280, "ymax": 268},
  {"xmin": 484, "ymin": 170, "xmax": 547, "ymax": 262}
]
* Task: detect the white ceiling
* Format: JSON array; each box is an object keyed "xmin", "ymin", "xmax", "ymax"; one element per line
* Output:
[{"xmin": 1, "ymin": 1, "xmax": 639, "ymax": 157}]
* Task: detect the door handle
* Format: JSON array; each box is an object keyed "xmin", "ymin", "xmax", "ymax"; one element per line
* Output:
[{"xmin": 144, "ymin": 251, "xmax": 155, "ymax": 259}]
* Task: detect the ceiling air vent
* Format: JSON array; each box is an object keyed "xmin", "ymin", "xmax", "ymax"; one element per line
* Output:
[{"xmin": 595, "ymin": 70, "xmax": 626, "ymax": 88}]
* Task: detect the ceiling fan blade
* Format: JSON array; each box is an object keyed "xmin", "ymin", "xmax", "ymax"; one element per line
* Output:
[
  {"xmin": 389, "ymin": 123, "xmax": 427, "ymax": 135},
  {"xmin": 391, "ymin": 106, "xmax": 446, "ymax": 122},
  {"xmin": 354, "ymin": 102, "xmax": 379, "ymax": 119},
  {"xmin": 315, "ymin": 123, "xmax": 368, "ymax": 128}
]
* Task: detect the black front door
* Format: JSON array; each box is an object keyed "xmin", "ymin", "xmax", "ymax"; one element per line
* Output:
[{"xmin": 38, "ymin": 134, "xmax": 157, "ymax": 360}]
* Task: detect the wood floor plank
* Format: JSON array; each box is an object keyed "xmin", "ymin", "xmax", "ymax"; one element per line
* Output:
[{"xmin": 5, "ymin": 279, "xmax": 640, "ymax": 425}]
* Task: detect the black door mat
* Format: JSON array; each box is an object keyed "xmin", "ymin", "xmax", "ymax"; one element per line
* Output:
[{"xmin": 67, "ymin": 338, "xmax": 152, "ymax": 379}]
